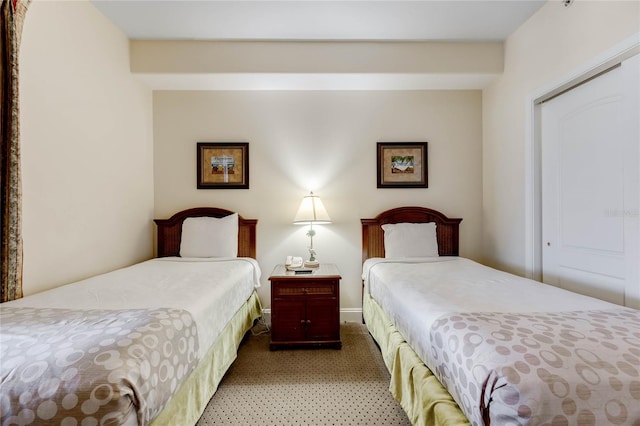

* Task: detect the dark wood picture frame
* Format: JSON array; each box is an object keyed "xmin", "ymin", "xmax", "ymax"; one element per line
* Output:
[
  {"xmin": 377, "ymin": 142, "xmax": 428, "ymax": 188},
  {"xmin": 197, "ymin": 142, "xmax": 249, "ymax": 189}
]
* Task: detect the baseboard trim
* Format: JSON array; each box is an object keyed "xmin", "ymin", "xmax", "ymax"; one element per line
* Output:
[{"xmin": 339, "ymin": 308, "xmax": 363, "ymax": 323}]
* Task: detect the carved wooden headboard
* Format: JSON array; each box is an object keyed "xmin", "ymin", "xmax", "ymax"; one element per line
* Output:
[
  {"xmin": 154, "ymin": 207, "xmax": 257, "ymax": 258},
  {"xmin": 361, "ymin": 206, "xmax": 462, "ymax": 263}
]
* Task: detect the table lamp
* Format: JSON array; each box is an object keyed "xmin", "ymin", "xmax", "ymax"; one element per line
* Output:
[{"xmin": 293, "ymin": 192, "xmax": 331, "ymax": 267}]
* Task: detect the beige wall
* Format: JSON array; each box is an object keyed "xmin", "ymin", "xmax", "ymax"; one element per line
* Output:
[
  {"xmin": 482, "ymin": 0, "xmax": 639, "ymax": 275},
  {"xmin": 25, "ymin": 0, "xmax": 633, "ymax": 312},
  {"xmin": 153, "ymin": 90, "xmax": 483, "ymax": 318},
  {"xmin": 129, "ymin": 39, "xmax": 504, "ymax": 91},
  {"xmin": 19, "ymin": 0, "xmax": 154, "ymax": 295},
  {"xmin": 131, "ymin": 40, "xmax": 503, "ymax": 74}
]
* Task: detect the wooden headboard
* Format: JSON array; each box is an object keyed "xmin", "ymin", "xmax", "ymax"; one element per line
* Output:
[
  {"xmin": 361, "ymin": 206, "xmax": 462, "ymax": 263},
  {"xmin": 154, "ymin": 207, "xmax": 257, "ymax": 258}
]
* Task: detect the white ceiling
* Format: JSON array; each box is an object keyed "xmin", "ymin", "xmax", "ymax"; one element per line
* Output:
[
  {"xmin": 91, "ymin": 0, "xmax": 548, "ymax": 90},
  {"xmin": 91, "ymin": 0, "xmax": 546, "ymax": 42}
]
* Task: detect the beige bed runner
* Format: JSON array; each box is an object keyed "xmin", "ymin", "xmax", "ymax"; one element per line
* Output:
[
  {"xmin": 430, "ymin": 309, "xmax": 640, "ymax": 425},
  {"xmin": 1, "ymin": 306, "xmax": 199, "ymax": 425}
]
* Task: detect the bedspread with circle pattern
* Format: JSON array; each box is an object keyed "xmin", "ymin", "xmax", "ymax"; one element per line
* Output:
[
  {"xmin": 0, "ymin": 306, "xmax": 199, "ymax": 426},
  {"xmin": 429, "ymin": 308, "xmax": 640, "ymax": 425}
]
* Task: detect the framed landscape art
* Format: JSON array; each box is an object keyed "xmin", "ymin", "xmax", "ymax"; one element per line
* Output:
[
  {"xmin": 377, "ymin": 142, "xmax": 428, "ymax": 188},
  {"xmin": 197, "ymin": 142, "xmax": 249, "ymax": 189}
]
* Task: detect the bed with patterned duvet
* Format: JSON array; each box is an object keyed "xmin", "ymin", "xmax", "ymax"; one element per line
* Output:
[
  {"xmin": 0, "ymin": 208, "xmax": 263, "ymax": 426},
  {"xmin": 361, "ymin": 207, "xmax": 640, "ymax": 426}
]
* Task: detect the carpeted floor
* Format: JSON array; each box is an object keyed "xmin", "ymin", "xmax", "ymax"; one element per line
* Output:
[{"xmin": 196, "ymin": 322, "xmax": 412, "ymax": 425}]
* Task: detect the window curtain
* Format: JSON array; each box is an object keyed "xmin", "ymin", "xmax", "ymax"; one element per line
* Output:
[{"xmin": 1, "ymin": 0, "xmax": 30, "ymax": 302}]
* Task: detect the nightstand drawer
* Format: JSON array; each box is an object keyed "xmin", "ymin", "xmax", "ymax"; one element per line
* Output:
[{"xmin": 273, "ymin": 282, "xmax": 337, "ymax": 297}]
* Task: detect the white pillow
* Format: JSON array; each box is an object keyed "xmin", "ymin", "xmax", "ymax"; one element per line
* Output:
[
  {"xmin": 381, "ymin": 222, "xmax": 439, "ymax": 258},
  {"xmin": 179, "ymin": 213, "xmax": 238, "ymax": 258}
]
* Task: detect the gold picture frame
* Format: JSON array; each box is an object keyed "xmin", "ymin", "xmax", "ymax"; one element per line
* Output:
[
  {"xmin": 197, "ymin": 142, "xmax": 249, "ymax": 189},
  {"xmin": 377, "ymin": 142, "xmax": 428, "ymax": 188}
]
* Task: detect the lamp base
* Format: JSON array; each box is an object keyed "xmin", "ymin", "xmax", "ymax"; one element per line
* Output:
[{"xmin": 304, "ymin": 260, "xmax": 319, "ymax": 268}]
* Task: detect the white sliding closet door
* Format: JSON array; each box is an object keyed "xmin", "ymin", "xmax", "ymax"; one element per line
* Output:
[{"xmin": 541, "ymin": 54, "xmax": 639, "ymax": 308}]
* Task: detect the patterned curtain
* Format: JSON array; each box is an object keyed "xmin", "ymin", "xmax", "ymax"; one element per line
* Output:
[{"xmin": 1, "ymin": 0, "xmax": 30, "ymax": 302}]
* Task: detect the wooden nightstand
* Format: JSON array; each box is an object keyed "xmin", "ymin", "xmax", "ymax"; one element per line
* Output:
[{"xmin": 269, "ymin": 263, "xmax": 342, "ymax": 350}]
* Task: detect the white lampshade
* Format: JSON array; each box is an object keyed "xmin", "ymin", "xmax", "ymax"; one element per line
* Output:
[{"xmin": 293, "ymin": 192, "xmax": 331, "ymax": 224}]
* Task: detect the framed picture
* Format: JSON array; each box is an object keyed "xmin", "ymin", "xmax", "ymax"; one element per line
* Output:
[
  {"xmin": 377, "ymin": 142, "xmax": 428, "ymax": 188},
  {"xmin": 197, "ymin": 142, "xmax": 249, "ymax": 189}
]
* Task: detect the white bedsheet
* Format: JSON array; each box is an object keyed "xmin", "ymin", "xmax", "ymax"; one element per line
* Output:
[
  {"xmin": 5, "ymin": 257, "xmax": 261, "ymax": 358},
  {"xmin": 362, "ymin": 257, "xmax": 618, "ymax": 370}
]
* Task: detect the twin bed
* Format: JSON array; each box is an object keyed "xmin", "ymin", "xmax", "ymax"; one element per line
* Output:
[
  {"xmin": 3, "ymin": 205, "xmax": 639, "ymax": 426},
  {"xmin": 1, "ymin": 207, "xmax": 262, "ymax": 426},
  {"xmin": 361, "ymin": 207, "xmax": 640, "ymax": 425}
]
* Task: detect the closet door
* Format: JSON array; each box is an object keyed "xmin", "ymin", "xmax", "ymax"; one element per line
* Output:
[{"xmin": 541, "ymin": 54, "xmax": 639, "ymax": 308}]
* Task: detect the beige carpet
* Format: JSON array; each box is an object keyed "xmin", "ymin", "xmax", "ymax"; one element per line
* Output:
[{"xmin": 196, "ymin": 323, "xmax": 412, "ymax": 425}]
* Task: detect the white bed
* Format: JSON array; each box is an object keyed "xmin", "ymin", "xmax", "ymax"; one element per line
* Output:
[
  {"xmin": 363, "ymin": 257, "xmax": 620, "ymax": 373},
  {"xmin": 361, "ymin": 207, "xmax": 640, "ymax": 426},
  {"xmin": 0, "ymin": 208, "xmax": 263, "ymax": 426}
]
